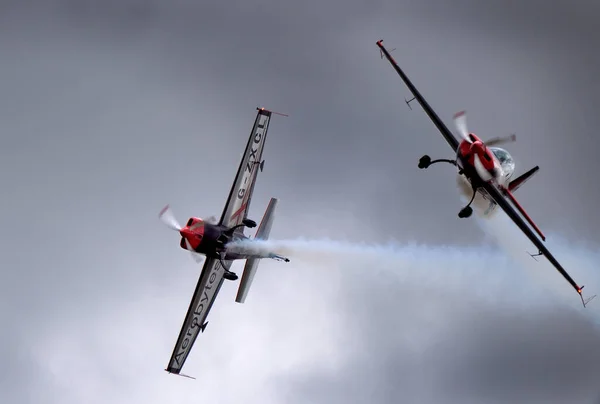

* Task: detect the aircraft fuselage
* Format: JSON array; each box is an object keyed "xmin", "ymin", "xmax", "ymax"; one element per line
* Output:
[
  {"xmin": 179, "ymin": 217, "xmax": 250, "ymax": 260},
  {"xmin": 455, "ymin": 136, "xmax": 515, "ymax": 217}
]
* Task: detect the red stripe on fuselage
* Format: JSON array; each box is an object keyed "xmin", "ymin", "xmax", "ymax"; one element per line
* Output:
[{"xmin": 231, "ymin": 202, "xmax": 248, "ymax": 222}]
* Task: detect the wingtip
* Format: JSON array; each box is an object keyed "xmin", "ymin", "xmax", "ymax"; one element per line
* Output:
[
  {"xmin": 578, "ymin": 286, "xmax": 596, "ymax": 307},
  {"xmin": 256, "ymin": 106, "xmax": 289, "ymax": 117},
  {"xmin": 164, "ymin": 369, "xmax": 197, "ymax": 380},
  {"xmin": 582, "ymin": 294, "xmax": 597, "ymax": 308}
]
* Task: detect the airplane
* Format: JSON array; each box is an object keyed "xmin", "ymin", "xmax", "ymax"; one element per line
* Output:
[
  {"xmin": 376, "ymin": 39, "xmax": 596, "ymax": 308},
  {"xmin": 158, "ymin": 107, "xmax": 290, "ymax": 378}
]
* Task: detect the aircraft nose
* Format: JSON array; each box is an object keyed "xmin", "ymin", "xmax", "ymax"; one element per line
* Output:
[
  {"xmin": 180, "ymin": 228, "xmax": 194, "ymax": 239},
  {"xmin": 470, "ymin": 141, "xmax": 485, "ymax": 154},
  {"xmin": 179, "ymin": 227, "xmax": 202, "ymax": 251}
]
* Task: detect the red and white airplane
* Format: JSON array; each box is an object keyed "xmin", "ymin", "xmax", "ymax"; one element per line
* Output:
[
  {"xmin": 158, "ymin": 107, "xmax": 290, "ymax": 378},
  {"xmin": 376, "ymin": 39, "xmax": 595, "ymax": 308}
]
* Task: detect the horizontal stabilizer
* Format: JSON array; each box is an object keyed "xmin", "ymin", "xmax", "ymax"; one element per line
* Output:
[
  {"xmin": 509, "ymin": 166, "xmax": 539, "ymax": 192},
  {"xmin": 235, "ymin": 198, "xmax": 278, "ymax": 303}
]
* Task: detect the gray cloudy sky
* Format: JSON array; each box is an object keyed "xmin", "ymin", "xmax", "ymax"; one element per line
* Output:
[{"xmin": 2, "ymin": 1, "xmax": 600, "ymax": 403}]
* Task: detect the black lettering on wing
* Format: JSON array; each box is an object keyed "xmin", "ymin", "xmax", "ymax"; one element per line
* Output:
[
  {"xmin": 249, "ymin": 147, "xmax": 258, "ymax": 160},
  {"xmin": 174, "ymin": 350, "xmax": 185, "ymax": 366}
]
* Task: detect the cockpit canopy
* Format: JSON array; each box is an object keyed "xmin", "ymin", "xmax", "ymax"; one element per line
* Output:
[{"xmin": 490, "ymin": 147, "xmax": 515, "ymax": 177}]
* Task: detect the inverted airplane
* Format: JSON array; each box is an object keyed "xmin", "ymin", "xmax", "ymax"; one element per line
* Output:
[
  {"xmin": 159, "ymin": 107, "xmax": 290, "ymax": 378},
  {"xmin": 376, "ymin": 39, "xmax": 595, "ymax": 308}
]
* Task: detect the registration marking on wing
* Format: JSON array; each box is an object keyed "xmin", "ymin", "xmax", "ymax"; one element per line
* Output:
[
  {"xmin": 227, "ymin": 114, "xmax": 269, "ymax": 225},
  {"xmin": 167, "ymin": 258, "xmax": 226, "ymax": 373}
]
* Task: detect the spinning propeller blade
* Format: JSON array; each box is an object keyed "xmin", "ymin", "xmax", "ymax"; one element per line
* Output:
[
  {"xmin": 453, "ymin": 110, "xmax": 471, "ymax": 142},
  {"xmin": 159, "ymin": 205, "xmax": 181, "ymax": 231},
  {"xmin": 485, "ymin": 134, "xmax": 517, "ymax": 147},
  {"xmin": 184, "ymin": 238, "xmax": 205, "ymax": 264},
  {"xmin": 473, "ymin": 154, "xmax": 493, "ymax": 182},
  {"xmin": 159, "ymin": 204, "xmax": 206, "ymax": 265}
]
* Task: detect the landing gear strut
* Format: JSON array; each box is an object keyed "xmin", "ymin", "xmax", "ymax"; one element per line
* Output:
[
  {"xmin": 458, "ymin": 188, "xmax": 477, "ymax": 218},
  {"xmin": 219, "ymin": 220, "xmax": 258, "ymax": 282},
  {"xmin": 418, "ymin": 154, "xmax": 475, "ymax": 219},
  {"xmin": 218, "ymin": 253, "xmax": 239, "ymax": 281}
]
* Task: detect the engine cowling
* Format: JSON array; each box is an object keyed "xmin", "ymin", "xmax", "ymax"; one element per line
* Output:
[{"xmin": 180, "ymin": 217, "xmax": 205, "ymax": 251}]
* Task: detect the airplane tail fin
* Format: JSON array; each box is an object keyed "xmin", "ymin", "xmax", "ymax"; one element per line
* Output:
[
  {"xmin": 254, "ymin": 197, "xmax": 278, "ymax": 241},
  {"xmin": 508, "ymin": 166, "xmax": 539, "ymax": 192},
  {"xmin": 235, "ymin": 198, "xmax": 278, "ymax": 304}
]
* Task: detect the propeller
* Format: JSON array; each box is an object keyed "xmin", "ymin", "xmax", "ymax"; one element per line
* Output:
[
  {"xmin": 454, "ymin": 110, "xmax": 517, "ymax": 147},
  {"xmin": 485, "ymin": 133, "xmax": 516, "ymax": 147},
  {"xmin": 453, "ymin": 110, "xmax": 471, "ymax": 142},
  {"xmin": 473, "ymin": 154, "xmax": 493, "ymax": 182},
  {"xmin": 159, "ymin": 204, "xmax": 205, "ymax": 264},
  {"xmin": 186, "ymin": 241, "xmax": 205, "ymax": 264},
  {"xmin": 453, "ymin": 111, "xmax": 495, "ymax": 182},
  {"xmin": 159, "ymin": 204, "xmax": 181, "ymax": 231}
]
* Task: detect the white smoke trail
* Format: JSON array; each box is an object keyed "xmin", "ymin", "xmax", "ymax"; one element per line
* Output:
[
  {"xmin": 227, "ymin": 236, "xmax": 551, "ymax": 308},
  {"xmin": 453, "ymin": 180, "xmax": 600, "ymax": 313},
  {"xmin": 466, "ymin": 207, "xmax": 600, "ymax": 333},
  {"xmin": 228, "ymin": 218, "xmax": 600, "ymax": 320}
]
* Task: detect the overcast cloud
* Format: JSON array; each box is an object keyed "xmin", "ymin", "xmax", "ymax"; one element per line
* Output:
[{"xmin": 1, "ymin": 1, "xmax": 600, "ymax": 403}]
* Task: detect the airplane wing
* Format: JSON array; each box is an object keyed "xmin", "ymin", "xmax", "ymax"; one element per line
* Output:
[
  {"xmin": 219, "ymin": 108, "xmax": 272, "ymax": 231},
  {"xmin": 481, "ymin": 181, "xmax": 594, "ymax": 307},
  {"xmin": 376, "ymin": 40, "xmax": 460, "ymax": 152},
  {"xmin": 165, "ymin": 256, "xmax": 232, "ymax": 376}
]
